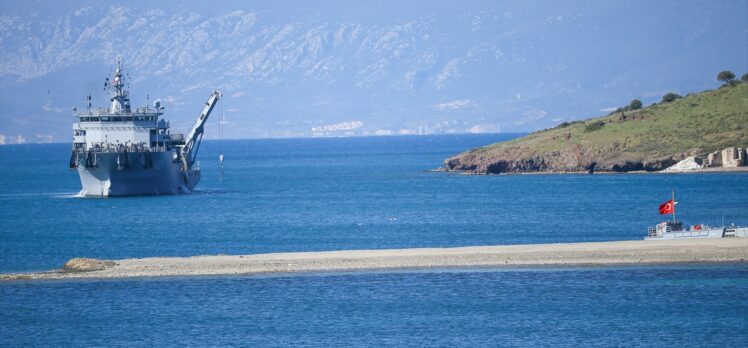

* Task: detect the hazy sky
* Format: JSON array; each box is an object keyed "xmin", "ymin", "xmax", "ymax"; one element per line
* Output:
[{"xmin": 0, "ymin": 0, "xmax": 746, "ymax": 143}]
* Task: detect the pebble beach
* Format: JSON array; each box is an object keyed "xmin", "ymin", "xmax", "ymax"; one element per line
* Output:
[{"xmin": 3, "ymin": 238, "xmax": 746, "ymax": 281}]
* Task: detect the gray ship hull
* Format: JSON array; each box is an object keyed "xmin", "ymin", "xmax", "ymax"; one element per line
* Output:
[
  {"xmin": 74, "ymin": 151, "xmax": 200, "ymax": 197},
  {"xmin": 645, "ymin": 224, "xmax": 748, "ymax": 240}
]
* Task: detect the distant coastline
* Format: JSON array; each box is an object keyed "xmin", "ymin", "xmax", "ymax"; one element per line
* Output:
[
  {"xmin": 432, "ymin": 166, "xmax": 748, "ymax": 175},
  {"xmin": 3, "ymin": 239, "xmax": 746, "ymax": 281}
]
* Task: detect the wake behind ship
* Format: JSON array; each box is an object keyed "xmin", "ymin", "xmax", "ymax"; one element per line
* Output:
[{"xmin": 69, "ymin": 62, "xmax": 220, "ymax": 197}]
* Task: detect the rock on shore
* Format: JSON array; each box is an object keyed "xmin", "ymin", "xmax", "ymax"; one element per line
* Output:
[
  {"xmin": 444, "ymin": 143, "xmax": 681, "ymax": 174},
  {"xmin": 63, "ymin": 258, "xmax": 116, "ymax": 272}
]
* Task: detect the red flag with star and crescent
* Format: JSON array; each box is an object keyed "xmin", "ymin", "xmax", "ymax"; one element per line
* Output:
[{"xmin": 659, "ymin": 199, "xmax": 675, "ymax": 215}]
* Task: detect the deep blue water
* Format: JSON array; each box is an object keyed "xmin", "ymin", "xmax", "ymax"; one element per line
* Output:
[
  {"xmin": 2, "ymin": 265, "xmax": 747, "ymax": 346},
  {"xmin": 1, "ymin": 135, "xmax": 746, "ymax": 273},
  {"xmin": 1, "ymin": 135, "xmax": 748, "ymax": 346}
]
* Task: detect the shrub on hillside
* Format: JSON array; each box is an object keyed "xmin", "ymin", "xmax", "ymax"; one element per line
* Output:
[
  {"xmin": 584, "ymin": 121, "xmax": 605, "ymax": 132},
  {"xmin": 742, "ymin": 73, "xmax": 748, "ymax": 83},
  {"xmin": 717, "ymin": 70, "xmax": 736, "ymax": 86},
  {"xmin": 661, "ymin": 93, "xmax": 682, "ymax": 103},
  {"xmin": 629, "ymin": 99, "xmax": 642, "ymax": 110}
]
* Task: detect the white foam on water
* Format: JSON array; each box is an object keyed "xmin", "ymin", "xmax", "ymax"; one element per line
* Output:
[
  {"xmin": 49, "ymin": 190, "xmax": 93, "ymax": 199},
  {"xmin": 0, "ymin": 192, "xmax": 78, "ymax": 199},
  {"xmin": 54, "ymin": 191, "xmax": 86, "ymax": 198}
]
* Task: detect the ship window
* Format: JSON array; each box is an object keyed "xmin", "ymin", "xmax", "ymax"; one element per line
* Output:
[{"xmin": 101, "ymin": 116, "xmax": 110, "ymax": 121}]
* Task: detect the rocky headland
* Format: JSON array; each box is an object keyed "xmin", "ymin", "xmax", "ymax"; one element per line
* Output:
[{"xmin": 444, "ymin": 83, "xmax": 748, "ymax": 174}]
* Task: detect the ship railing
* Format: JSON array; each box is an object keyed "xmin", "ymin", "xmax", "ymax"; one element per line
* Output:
[
  {"xmin": 73, "ymin": 143, "xmax": 166, "ymax": 153},
  {"xmin": 76, "ymin": 108, "xmax": 111, "ymax": 115},
  {"xmin": 647, "ymin": 227, "xmax": 659, "ymax": 237},
  {"xmin": 76, "ymin": 110, "xmax": 163, "ymax": 118}
]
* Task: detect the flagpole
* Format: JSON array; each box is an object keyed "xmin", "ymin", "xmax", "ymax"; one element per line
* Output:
[{"xmin": 672, "ymin": 189, "xmax": 676, "ymax": 224}]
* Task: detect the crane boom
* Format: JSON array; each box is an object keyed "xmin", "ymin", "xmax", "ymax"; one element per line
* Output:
[{"xmin": 181, "ymin": 90, "xmax": 220, "ymax": 170}]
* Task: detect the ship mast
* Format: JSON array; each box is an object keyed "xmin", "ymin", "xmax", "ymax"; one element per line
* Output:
[
  {"xmin": 108, "ymin": 60, "xmax": 130, "ymax": 114},
  {"xmin": 672, "ymin": 189, "xmax": 676, "ymax": 224}
]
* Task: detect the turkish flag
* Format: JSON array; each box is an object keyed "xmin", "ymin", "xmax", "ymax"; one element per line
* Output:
[{"xmin": 659, "ymin": 199, "xmax": 675, "ymax": 215}]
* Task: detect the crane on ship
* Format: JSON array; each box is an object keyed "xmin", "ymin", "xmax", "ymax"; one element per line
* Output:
[{"xmin": 178, "ymin": 90, "xmax": 221, "ymax": 174}]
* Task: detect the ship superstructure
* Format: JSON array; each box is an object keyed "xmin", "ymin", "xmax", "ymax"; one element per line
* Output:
[{"xmin": 69, "ymin": 62, "xmax": 220, "ymax": 196}]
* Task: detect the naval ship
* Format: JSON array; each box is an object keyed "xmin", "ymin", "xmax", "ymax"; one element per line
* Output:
[
  {"xmin": 646, "ymin": 221, "xmax": 748, "ymax": 240},
  {"xmin": 69, "ymin": 62, "xmax": 220, "ymax": 196},
  {"xmin": 645, "ymin": 192, "xmax": 747, "ymax": 239}
]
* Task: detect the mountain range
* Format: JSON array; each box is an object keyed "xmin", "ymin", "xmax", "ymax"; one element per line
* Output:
[{"xmin": 0, "ymin": 0, "xmax": 746, "ymax": 143}]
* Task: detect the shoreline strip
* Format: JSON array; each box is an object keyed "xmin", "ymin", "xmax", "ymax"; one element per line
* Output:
[{"xmin": 2, "ymin": 238, "xmax": 746, "ymax": 281}]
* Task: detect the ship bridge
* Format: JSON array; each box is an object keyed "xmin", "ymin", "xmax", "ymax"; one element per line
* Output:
[
  {"xmin": 72, "ymin": 62, "xmax": 181, "ymax": 153},
  {"xmin": 73, "ymin": 106, "xmax": 170, "ymax": 152}
]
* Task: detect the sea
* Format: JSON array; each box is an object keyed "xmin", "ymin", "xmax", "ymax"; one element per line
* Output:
[{"xmin": 1, "ymin": 134, "xmax": 747, "ymax": 346}]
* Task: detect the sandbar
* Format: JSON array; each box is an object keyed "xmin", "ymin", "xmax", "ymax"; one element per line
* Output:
[{"xmin": 2, "ymin": 238, "xmax": 746, "ymax": 281}]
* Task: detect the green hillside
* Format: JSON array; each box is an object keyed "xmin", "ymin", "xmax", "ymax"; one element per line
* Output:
[{"xmin": 445, "ymin": 82, "xmax": 748, "ymax": 173}]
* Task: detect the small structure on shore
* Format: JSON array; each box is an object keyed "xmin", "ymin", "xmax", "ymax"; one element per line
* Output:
[
  {"xmin": 706, "ymin": 146, "xmax": 746, "ymax": 168},
  {"xmin": 662, "ymin": 146, "xmax": 746, "ymax": 173}
]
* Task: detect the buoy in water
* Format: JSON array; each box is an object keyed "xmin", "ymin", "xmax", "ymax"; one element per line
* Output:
[{"xmin": 218, "ymin": 153, "xmax": 225, "ymax": 183}]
